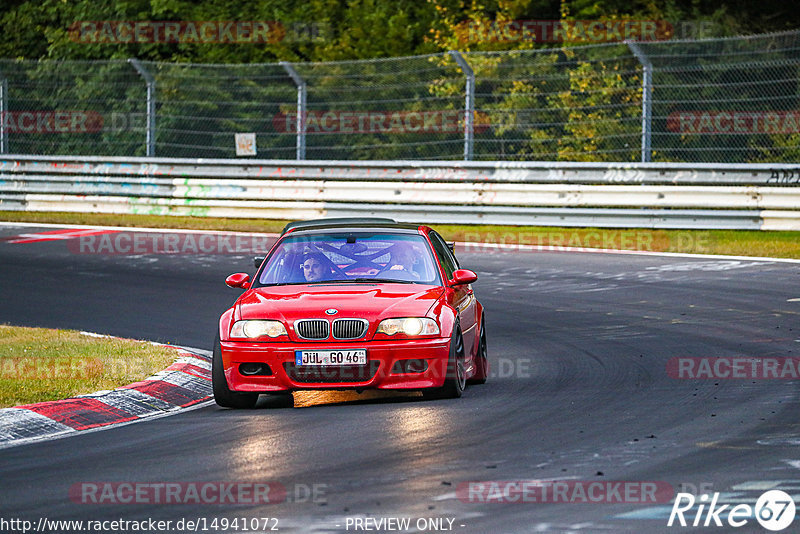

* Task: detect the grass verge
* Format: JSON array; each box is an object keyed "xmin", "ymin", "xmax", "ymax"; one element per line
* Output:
[
  {"xmin": 2, "ymin": 211, "xmax": 800, "ymax": 259},
  {"xmin": 0, "ymin": 325, "xmax": 179, "ymax": 408}
]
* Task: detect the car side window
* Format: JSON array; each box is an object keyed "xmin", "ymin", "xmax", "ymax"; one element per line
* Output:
[{"xmin": 429, "ymin": 231, "xmax": 458, "ymax": 280}]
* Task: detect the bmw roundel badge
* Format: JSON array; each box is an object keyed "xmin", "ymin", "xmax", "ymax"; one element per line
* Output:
[{"xmin": 325, "ymin": 309, "xmax": 338, "ymax": 315}]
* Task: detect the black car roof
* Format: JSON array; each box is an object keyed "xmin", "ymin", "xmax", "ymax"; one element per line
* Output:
[{"xmin": 281, "ymin": 218, "xmax": 422, "ymax": 235}]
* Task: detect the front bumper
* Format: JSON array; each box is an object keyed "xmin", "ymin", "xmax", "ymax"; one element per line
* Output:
[{"xmin": 220, "ymin": 337, "xmax": 451, "ymax": 392}]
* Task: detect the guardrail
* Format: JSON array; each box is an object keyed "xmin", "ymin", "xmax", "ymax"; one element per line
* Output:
[{"xmin": 1, "ymin": 155, "xmax": 799, "ymax": 230}]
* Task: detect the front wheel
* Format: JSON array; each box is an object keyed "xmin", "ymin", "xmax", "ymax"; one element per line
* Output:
[
  {"xmin": 468, "ymin": 318, "xmax": 488, "ymax": 385},
  {"xmin": 212, "ymin": 335, "xmax": 259, "ymax": 409},
  {"xmin": 423, "ymin": 324, "xmax": 466, "ymax": 400}
]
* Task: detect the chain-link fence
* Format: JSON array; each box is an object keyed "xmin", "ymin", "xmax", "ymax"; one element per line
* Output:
[{"xmin": 1, "ymin": 30, "xmax": 799, "ymax": 162}]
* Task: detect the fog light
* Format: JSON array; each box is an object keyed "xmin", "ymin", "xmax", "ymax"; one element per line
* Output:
[
  {"xmin": 391, "ymin": 359, "xmax": 429, "ymax": 374},
  {"xmin": 239, "ymin": 363, "xmax": 272, "ymax": 376}
]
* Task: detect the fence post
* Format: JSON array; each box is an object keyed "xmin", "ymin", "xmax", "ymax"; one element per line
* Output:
[
  {"xmin": 0, "ymin": 68, "xmax": 7, "ymax": 154},
  {"xmin": 128, "ymin": 58, "xmax": 156, "ymax": 157},
  {"xmin": 280, "ymin": 61, "xmax": 307, "ymax": 160},
  {"xmin": 626, "ymin": 41, "xmax": 653, "ymax": 163},
  {"xmin": 449, "ymin": 51, "xmax": 475, "ymax": 161}
]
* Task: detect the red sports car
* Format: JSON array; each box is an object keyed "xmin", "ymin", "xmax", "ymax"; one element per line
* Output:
[{"xmin": 213, "ymin": 218, "xmax": 488, "ymax": 408}]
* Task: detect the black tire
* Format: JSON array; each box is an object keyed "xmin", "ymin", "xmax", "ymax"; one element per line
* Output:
[
  {"xmin": 423, "ymin": 324, "xmax": 466, "ymax": 400},
  {"xmin": 468, "ymin": 318, "xmax": 488, "ymax": 385},
  {"xmin": 212, "ymin": 334, "xmax": 259, "ymax": 409}
]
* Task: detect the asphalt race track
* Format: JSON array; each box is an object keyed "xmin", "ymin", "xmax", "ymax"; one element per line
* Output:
[{"xmin": 1, "ymin": 223, "xmax": 800, "ymax": 533}]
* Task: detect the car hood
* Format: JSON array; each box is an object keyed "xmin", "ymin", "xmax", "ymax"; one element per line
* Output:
[{"xmin": 236, "ymin": 283, "xmax": 444, "ymax": 324}]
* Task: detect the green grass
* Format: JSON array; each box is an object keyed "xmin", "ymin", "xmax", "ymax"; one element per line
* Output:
[
  {"xmin": 2, "ymin": 211, "xmax": 799, "ymax": 259},
  {"xmin": 0, "ymin": 325, "xmax": 179, "ymax": 408}
]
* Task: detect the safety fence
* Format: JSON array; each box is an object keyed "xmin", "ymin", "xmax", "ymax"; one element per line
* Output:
[
  {"xmin": 1, "ymin": 155, "xmax": 799, "ymax": 230},
  {"xmin": 1, "ymin": 30, "xmax": 800, "ymax": 163}
]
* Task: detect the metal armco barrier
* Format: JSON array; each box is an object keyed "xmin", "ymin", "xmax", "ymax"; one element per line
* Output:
[{"xmin": 1, "ymin": 155, "xmax": 799, "ymax": 230}]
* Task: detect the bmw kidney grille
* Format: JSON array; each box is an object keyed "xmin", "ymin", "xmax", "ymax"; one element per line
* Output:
[
  {"xmin": 332, "ymin": 318, "xmax": 368, "ymax": 340},
  {"xmin": 294, "ymin": 318, "xmax": 367, "ymax": 340},
  {"xmin": 295, "ymin": 319, "xmax": 330, "ymax": 340}
]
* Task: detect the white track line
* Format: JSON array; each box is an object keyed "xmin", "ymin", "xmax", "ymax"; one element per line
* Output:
[{"xmin": 0, "ymin": 221, "xmax": 280, "ymax": 238}]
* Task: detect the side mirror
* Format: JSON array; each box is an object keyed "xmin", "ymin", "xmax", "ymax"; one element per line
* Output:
[
  {"xmin": 449, "ymin": 269, "xmax": 477, "ymax": 286},
  {"xmin": 253, "ymin": 255, "xmax": 265, "ymax": 268},
  {"xmin": 225, "ymin": 272, "xmax": 251, "ymax": 289}
]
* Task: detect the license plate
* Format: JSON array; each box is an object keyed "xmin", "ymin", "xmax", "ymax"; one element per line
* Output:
[{"xmin": 295, "ymin": 349, "xmax": 367, "ymax": 366}]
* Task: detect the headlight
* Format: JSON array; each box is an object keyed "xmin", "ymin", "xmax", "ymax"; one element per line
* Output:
[
  {"xmin": 230, "ymin": 320, "xmax": 287, "ymax": 339},
  {"xmin": 376, "ymin": 318, "xmax": 439, "ymax": 336}
]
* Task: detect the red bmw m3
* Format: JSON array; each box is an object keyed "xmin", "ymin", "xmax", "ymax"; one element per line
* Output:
[{"xmin": 213, "ymin": 218, "xmax": 487, "ymax": 408}]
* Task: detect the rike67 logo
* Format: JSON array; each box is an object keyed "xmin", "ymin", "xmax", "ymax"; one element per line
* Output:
[{"xmin": 668, "ymin": 490, "xmax": 796, "ymax": 531}]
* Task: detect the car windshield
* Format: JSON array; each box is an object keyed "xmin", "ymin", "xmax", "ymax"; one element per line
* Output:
[{"xmin": 256, "ymin": 232, "xmax": 441, "ymax": 286}]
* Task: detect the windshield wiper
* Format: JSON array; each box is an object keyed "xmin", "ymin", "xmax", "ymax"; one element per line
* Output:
[
  {"xmin": 338, "ymin": 277, "xmax": 415, "ymax": 284},
  {"xmin": 259, "ymin": 281, "xmax": 336, "ymax": 287},
  {"xmin": 260, "ymin": 278, "xmax": 417, "ymax": 286}
]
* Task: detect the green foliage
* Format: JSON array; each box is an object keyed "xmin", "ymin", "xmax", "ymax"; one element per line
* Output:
[{"xmin": 4, "ymin": 0, "xmax": 800, "ymax": 62}]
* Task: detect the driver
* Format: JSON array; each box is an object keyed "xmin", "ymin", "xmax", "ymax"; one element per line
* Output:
[{"xmin": 381, "ymin": 242, "xmax": 420, "ymax": 279}]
